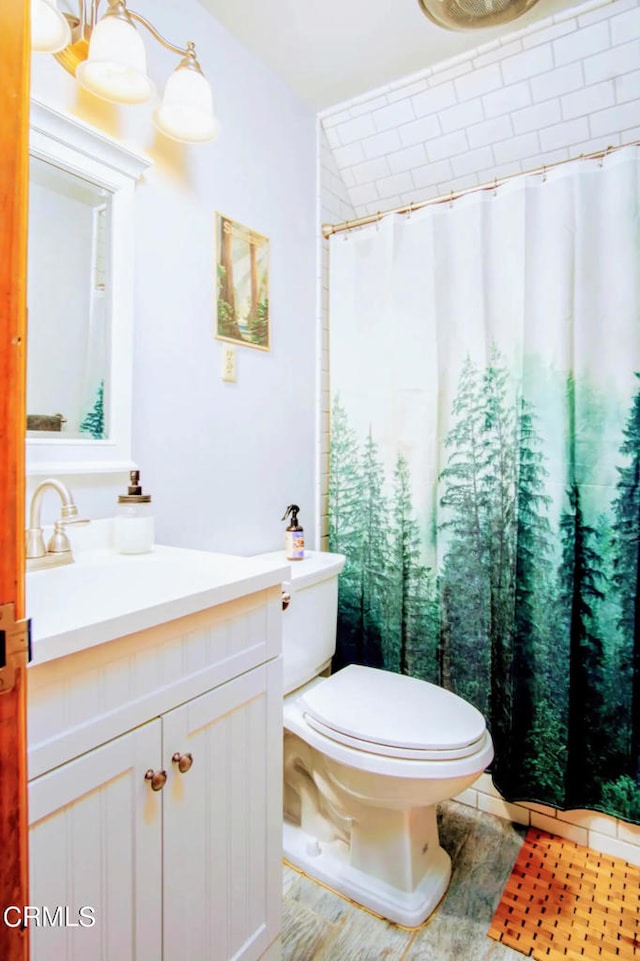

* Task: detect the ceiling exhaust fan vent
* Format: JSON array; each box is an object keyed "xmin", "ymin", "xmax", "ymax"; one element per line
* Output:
[{"xmin": 417, "ymin": 0, "xmax": 540, "ymax": 30}]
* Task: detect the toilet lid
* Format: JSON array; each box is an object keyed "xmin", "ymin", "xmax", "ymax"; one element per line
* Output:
[{"xmin": 299, "ymin": 665, "xmax": 487, "ymax": 761}]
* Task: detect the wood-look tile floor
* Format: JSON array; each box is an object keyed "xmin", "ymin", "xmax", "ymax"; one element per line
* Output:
[{"xmin": 282, "ymin": 800, "xmax": 527, "ymax": 961}]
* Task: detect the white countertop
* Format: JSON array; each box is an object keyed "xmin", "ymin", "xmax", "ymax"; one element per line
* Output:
[{"xmin": 27, "ymin": 544, "xmax": 290, "ymax": 665}]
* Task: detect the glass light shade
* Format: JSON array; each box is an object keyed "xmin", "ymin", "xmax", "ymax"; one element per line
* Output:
[
  {"xmin": 75, "ymin": 15, "xmax": 154, "ymax": 105},
  {"xmin": 154, "ymin": 66, "xmax": 219, "ymax": 144},
  {"xmin": 31, "ymin": 0, "xmax": 72, "ymax": 53}
]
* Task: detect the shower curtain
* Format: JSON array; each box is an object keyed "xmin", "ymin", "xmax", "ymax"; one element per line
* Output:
[
  {"xmin": 328, "ymin": 146, "xmax": 640, "ymax": 824},
  {"xmin": 79, "ymin": 203, "xmax": 109, "ymax": 439}
]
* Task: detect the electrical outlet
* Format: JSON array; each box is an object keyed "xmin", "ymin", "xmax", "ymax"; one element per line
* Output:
[{"xmin": 221, "ymin": 345, "xmax": 236, "ymax": 383}]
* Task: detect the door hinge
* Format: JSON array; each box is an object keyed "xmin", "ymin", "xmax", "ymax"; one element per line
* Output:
[{"xmin": 0, "ymin": 604, "xmax": 32, "ymax": 695}]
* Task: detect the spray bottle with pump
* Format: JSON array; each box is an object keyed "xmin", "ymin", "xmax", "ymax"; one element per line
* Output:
[{"xmin": 282, "ymin": 504, "xmax": 304, "ymax": 561}]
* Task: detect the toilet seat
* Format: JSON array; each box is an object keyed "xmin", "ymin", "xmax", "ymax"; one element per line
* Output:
[
  {"xmin": 299, "ymin": 664, "xmax": 487, "ymax": 762},
  {"xmin": 302, "ymin": 715, "xmax": 487, "ymax": 760}
]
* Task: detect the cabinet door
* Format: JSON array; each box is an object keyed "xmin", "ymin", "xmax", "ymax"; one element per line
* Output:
[
  {"xmin": 28, "ymin": 720, "xmax": 162, "ymax": 961},
  {"xmin": 163, "ymin": 658, "xmax": 282, "ymax": 961}
]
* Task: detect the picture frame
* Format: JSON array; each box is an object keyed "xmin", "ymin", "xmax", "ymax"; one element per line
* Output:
[{"xmin": 215, "ymin": 212, "xmax": 270, "ymax": 351}]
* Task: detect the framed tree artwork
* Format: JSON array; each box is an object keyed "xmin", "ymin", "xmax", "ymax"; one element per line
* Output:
[{"xmin": 215, "ymin": 213, "xmax": 270, "ymax": 351}]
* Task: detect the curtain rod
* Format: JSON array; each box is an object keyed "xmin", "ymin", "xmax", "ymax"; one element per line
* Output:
[{"xmin": 322, "ymin": 139, "xmax": 640, "ymax": 240}]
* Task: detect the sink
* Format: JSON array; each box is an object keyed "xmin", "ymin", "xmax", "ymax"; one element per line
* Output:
[{"xmin": 26, "ymin": 545, "xmax": 289, "ymax": 665}]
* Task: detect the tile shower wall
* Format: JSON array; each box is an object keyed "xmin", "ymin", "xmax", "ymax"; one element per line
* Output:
[
  {"xmin": 460, "ymin": 775, "xmax": 640, "ymax": 867},
  {"xmin": 318, "ymin": 0, "xmax": 640, "ymax": 858},
  {"xmin": 316, "ymin": 127, "xmax": 355, "ymax": 546},
  {"xmin": 320, "ymin": 0, "xmax": 640, "ymax": 218}
]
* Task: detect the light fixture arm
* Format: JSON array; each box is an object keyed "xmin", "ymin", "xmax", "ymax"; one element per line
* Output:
[
  {"xmin": 74, "ymin": 0, "xmax": 101, "ymax": 29},
  {"xmin": 111, "ymin": 1, "xmax": 205, "ymax": 73},
  {"xmin": 84, "ymin": 0, "xmax": 98, "ymax": 28},
  {"xmin": 94, "ymin": 0, "xmax": 197, "ymax": 59},
  {"xmin": 54, "ymin": 0, "xmax": 202, "ymax": 72},
  {"xmin": 126, "ymin": 9, "xmax": 194, "ymax": 60}
]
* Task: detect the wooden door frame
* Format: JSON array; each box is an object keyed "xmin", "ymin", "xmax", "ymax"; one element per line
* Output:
[{"xmin": 0, "ymin": 0, "xmax": 30, "ymax": 958}]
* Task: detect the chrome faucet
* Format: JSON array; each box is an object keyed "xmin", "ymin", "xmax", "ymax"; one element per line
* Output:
[{"xmin": 26, "ymin": 479, "xmax": 89, "ymax": 571}]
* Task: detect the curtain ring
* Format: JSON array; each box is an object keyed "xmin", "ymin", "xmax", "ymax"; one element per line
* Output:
[
  {"xmin": 542, "ymin": 165, "xmax": 547, "ymax": 183},
  {"xmin": 343, "ymin": 219, "xmax": 350, "ymax": 241},
  {"xmin": 406, "ymin": 200, "xmax": 415, "ymax": 220},
  {"xmin": 600, "ymin": 144, "xmax": 614, "ymax": 168},
  {"xmin": 376, "ymin": 210, "xmax": 382, "ymax": 231},
  {"xmin": 493, "ymin": 177, "xmax": 498, "ymax": 197},
  {"xmin": 449, "ymin": 190, "xmax": 455, "ymax": 209}
]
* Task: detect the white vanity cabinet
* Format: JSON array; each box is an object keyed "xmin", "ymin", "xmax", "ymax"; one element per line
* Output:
[
  {"xmin": 162, "ymin": 661, "xmax": 282, "ymax": 961},
  {"xmin": 27, "ymin": 572, "xmax": 284, "ymax": 961},
  {"xmin": 29, "ymin": 720, "xmax": 163, "ymax": 961}
]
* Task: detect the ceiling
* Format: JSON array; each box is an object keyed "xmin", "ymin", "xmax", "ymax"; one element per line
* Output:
[{"xmin": 198, "ymin": 0, "xmax": 582, "ymax": 110}]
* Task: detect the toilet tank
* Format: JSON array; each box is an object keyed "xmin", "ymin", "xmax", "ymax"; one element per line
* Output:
[
  {"xmin": 254, "ymin": 550, "xmax": 345, "ymax": 695},
  {"xmin": 282, "ymin": 550, "xmax": 345, "ymax": 694}
]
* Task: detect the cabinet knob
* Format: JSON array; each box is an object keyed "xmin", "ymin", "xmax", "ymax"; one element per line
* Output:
[
  {"xmin": 144, "ymin": 768, "xmax": 168, "ymax": 791},
  {"xmin": 282, "ymin": 590, "xmax": 291, "ymax": 611},
  {"xmin": 172, "ymin": 751, "xmax": 193, "ymax": 774}
]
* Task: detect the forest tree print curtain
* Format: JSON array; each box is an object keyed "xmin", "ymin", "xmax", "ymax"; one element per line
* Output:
[{"xmin": 328, "ymin": 146, "xmax": 640, "ymax": 823}]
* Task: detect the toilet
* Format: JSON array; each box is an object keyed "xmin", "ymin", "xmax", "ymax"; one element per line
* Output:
[{"xmin": 279, "ymin": 550, "xmax": 494, "ymax": 927}]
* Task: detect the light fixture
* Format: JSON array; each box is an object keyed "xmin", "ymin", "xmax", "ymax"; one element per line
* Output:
[
  {"xmin": 31, "ymin": 0, "xmax": 72, "ymax": 53},
  {"xmin": 31, "ymin": 0, "xmax": 219, "ymax": 144},
  {"xmin": 153, "ymin": 44, "xmax": 220, "ymax": 143},
  {"xmin": 417, "ymin": 0, "xmax": 540, "ymax": 30}
]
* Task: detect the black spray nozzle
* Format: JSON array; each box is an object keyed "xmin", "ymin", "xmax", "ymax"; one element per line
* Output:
[
  {"xmin": 128, "ymin": 469, "xmax": 142, "ymax": 495},
  {"xmin": 282, "ymin": 504, "xmax": 300, "ymax": 522}
]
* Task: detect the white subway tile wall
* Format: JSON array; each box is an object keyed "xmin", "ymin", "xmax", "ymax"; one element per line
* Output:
[
  {"xmin": 317, "ymin": 125, "xmax": 355, "ymax": 548},
  {"xmin": 462, "ymin": 775, "xmax": 640, "ymax": 865},
  {"xmin": 316, "ymin": 0, "xmax": 640, "ymax": 843},
  {"xmin": 320, "ymin": 0, "xmax": 640, "ymax": 220}
]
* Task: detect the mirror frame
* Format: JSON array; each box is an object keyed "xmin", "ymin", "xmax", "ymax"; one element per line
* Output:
[{"xmin": 27, "ymin": 98, "xmax": 151, "ymax": 475}]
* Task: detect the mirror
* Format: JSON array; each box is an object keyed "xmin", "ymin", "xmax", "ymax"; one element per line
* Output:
[
  {"xmin": 27, "ymin": 99, "xmax": 151, "ymax": 474},
  {"xmin": 28, "ymin": 157, "xmax": 112, "ymax": 441}
]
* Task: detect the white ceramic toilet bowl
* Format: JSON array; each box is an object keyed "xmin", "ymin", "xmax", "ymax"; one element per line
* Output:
[{"xmin": 283, "ymin": 664, "xmax": 494, "ymax": 926}]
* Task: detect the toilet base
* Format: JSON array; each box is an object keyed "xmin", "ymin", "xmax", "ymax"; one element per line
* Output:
[{"xmin": 283, "ymin": 819, "xmax": 451, "ymax": 927}]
